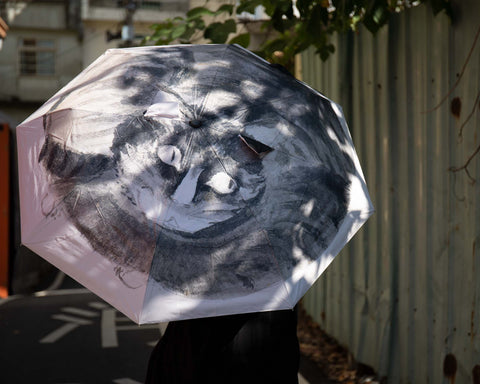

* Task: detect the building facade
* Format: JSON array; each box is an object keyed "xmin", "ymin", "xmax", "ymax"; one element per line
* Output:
[
  {"xmin": 0, "ymin": 0, "xmax": 188, "ymax": 124},
  {"xmin": 0, "ymin": 0, "xmax": 188, "ymax": 294}
]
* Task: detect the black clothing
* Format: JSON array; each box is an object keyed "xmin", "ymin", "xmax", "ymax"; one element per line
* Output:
[{"xmin": 145, "ymin": 308, "xmax": 300, "ymax": 384}]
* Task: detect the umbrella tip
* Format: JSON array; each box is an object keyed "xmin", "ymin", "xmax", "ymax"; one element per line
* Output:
[{"xmin": 189, "ymin": 119, "xmax": 202, "ymax": 129}]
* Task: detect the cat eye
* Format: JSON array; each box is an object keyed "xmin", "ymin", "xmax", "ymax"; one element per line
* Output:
[
  {"xmin": 238, "ymin": 134, "xmax": 273, "ymax": 158},
  {"xmin": 157, "ymin": 145, "xmax": 182, "ymax": 171}
]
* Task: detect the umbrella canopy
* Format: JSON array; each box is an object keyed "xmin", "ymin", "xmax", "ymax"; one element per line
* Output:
[{"xmin": 17, "ymin": 44, "xmax": 374, "ymax": 324}]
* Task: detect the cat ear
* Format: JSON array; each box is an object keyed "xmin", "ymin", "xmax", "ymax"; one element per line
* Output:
[
  {"xmin": 238, "ymin": 134, "xmax": 273, "ymax": 158},
  {"xmin": 39, "ymin": 137, "xmax": 111, "ymax": 179}
]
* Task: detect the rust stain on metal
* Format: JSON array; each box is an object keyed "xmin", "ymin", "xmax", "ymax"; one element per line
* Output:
[
  {"xmin": 443, "ymin": 353, "xmax": 457, "ymax": 383},
  {"xmin": 321, "ymin": 311, "xmax": 326, "ymax": 322},
  {"xmin": 451, "ymin": 97, "xmax": 462, "ymax": 119}
]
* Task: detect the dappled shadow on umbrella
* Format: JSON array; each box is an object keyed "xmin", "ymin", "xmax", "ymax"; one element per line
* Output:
[{"xmin": 17, "ymin": 45, "xmax": 373, "ymax": 324}]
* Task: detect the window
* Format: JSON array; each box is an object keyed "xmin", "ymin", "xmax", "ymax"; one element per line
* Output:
[{"xmin": 19, "ymin": 38, "xmax": 55, "ymax": 76}]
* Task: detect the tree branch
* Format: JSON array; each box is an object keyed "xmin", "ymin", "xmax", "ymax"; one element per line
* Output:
[
  {"xmin": 458, "ymin": 89, "xmax": 480, "ymax": 138},
  {"xmin": 423, "ymin": 25, "xmax": 480, "ymax": 114},
  {"xmin": 449, "ymin": 143, "xmax": 480, "ymax": 184}
]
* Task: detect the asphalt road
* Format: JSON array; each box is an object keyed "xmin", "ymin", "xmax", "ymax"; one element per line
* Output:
[
  {"xmin": 0, "ymin": 281, "xmax": 329, "ymax": 384},
  {"xmin": 0, "ymin": 289, "xmax": 163, "ymax": 384}
]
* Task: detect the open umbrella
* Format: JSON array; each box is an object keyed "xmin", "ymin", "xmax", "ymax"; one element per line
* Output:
[{"xmin": 17, "ymin": 44, "xmax": 373, "ymax": 324}]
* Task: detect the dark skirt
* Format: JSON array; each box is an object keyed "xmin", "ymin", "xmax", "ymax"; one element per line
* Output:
[{"xmin": 145, "ymin": 308, "xmax": 300, "ymax": 384}]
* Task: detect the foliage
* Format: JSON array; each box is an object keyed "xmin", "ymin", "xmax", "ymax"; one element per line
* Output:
[{"xmin": 143, "ymin": 0, "xmax": 452, "ymax": 66}]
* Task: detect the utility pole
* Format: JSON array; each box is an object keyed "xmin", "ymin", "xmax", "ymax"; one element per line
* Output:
[
  {"xmin": 106, "ymin": 0, "xmax": 137, "ymax": 47},
  {"xmin": 120, "ymin": 0, "xmax": 136, "ymax": 47}
]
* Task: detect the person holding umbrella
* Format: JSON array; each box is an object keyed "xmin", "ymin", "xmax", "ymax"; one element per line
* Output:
[
  {"xmin": 16, "ymin": 45, "xmax": 373, "ymax": 383},
  {"xmin": 145, "ymin": 308, "xmax": 300, "ymax": 383}
]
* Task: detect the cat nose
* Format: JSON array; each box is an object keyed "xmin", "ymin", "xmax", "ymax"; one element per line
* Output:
[
  {"xmin": 171, "ymin": 167, "xmax": 203, "ymax": 204},
  {"xmin": 206, "ymin": 172, "xmax": 236, "ymax": 194},
  {"xmin": 171, "ymin": 169, "xmax": 237, "ymax": 204}
]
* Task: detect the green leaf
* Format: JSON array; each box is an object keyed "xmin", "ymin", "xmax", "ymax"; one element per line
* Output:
[
  {"xmin": 186, "ymin": 6, "xmax": 215, "ymax": 19},
  {"xmin": 228, "ymin": 33, "xmax": 250, "ymax": 48},
  {"xmin": 145, "ymin": 0, "xmax": 444, "ymax": 64},
  {"xmin": 363, "ymin": 0, "xmax": 390, "ymax": 33},
  {"xmin": 261, "ymin": 37, "xmax": 288, "ymax": 56},
  {"xmin": 306, "ymin": 4, "xmax": 329, "ymax": 35},
  {"xmin": 204, "ymin": 19, "xmax": 237, "ymax": 44},
  {"xmin": 261, "ymin": 0, "xmax": 278, "ymax": 16},
  {"xmin": 191, "ymin": 18, "xmax": 206, "ymax": 30},
  {"xmin": 429, "ymin": 0, "xmax": 453, "ymax": 17},
  {"xmin": 317, "ymin": 45, "xmax": 332, "ymax": 61},
  {"xmin": 170, "ymin": 23, "xmax": 187, "ymax": 39},
  {"xmin": 295, "ymin": 0, "xmax": 309, "ymax": 16},
  {"xmin": 186, "ymin": 4, "xmax": 234, "ymax": 19},
  {"xmin": 155, "ymin": 38, "xmax": 171, "ymax": 46},
  {"xmin": 215, "ymin": 4, "xmax": 234, "ymax": 16},
  {"xmin": 271, "ymin": 7, "xmax": 287, "ymax": 32},
  {"xmin": 236, "ymin": 0, "xmax": 262, "ymax": 15},
  {"xmin": 181, "ymin": 26, "xmax": 197, "ymax": 41}
]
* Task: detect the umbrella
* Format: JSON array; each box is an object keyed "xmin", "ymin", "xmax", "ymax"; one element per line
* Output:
[{"xmin": 17, "ymin": 44, "xmax": 374, "ymax": 324}]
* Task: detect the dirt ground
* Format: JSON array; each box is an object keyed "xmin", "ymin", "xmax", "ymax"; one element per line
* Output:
[{"xmin": 297, "ymin": 304, "xmax": 382, "ymax": 384}]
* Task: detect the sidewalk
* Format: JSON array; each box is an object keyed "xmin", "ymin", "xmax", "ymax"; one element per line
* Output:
[{"xmin": 0, "ymin": 278, "xmax": 331, "ymax": 384}]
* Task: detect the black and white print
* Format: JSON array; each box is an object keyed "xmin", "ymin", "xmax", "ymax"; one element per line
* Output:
[{"xmin": 37, "ymin": 45, "xmax": 355, "ymax": 299}]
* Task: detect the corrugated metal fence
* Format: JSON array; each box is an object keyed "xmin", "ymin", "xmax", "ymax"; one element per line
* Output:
[{"xmin": 300, "ymin": 2, "xmax": 480, "ymax": 383}]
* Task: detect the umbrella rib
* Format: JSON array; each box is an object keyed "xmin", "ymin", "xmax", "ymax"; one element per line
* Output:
[
  {"xmin": 170, "ymin": 126, "xmax": 198, "ymax": 182},
  {"xmin": 72, "ymin": 190, "xmax": 81, "ymax": 212},
  {"xmin": 196, "ymin": 45, "xmax": 230, "ymax": 120},
  {"xmin": 90, "ymin": 191, "xmax": 107, "ymax": 224},
  {"xmin": 192, "ymin": 83, "xmax": 200, "ymax": 119}
]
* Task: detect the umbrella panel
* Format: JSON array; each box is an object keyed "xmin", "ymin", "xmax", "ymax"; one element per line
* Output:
[{"xmin": 17, "ymin": 44, "xmax": 374, "ymax": 323}]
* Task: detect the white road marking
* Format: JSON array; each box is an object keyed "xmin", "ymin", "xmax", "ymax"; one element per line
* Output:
[
  {"xmin": 146, "ymin": 323, "xmax": 169, "ymax": 347},
  {"xmin": 112, "ymin": 379, "xmax": 142, "ymax": 384},
  {"xmin": 298, "ymin": 373, "xmax": 310, "ymax": 384},
  {"xmin": 101, "ymin": 308, "xmax": 118, "ymax": 348},
  {"xmin": 61, "ymin": 307, "xmax": 99, "ymax": 318},
  {"xmin": 89, "ymin": 301, "xmax": 109, "ymax": 310},
  {"xmin": 51, "ymin": 314, "xmax": 93, "ymax": 326},
  {"xmin": 40, "ymin": 323, "xmax": 79, "ymax": 344},
  {"xmin": 0, "ymin": 296, "xmax": 18, "ymax": 306},
  {"xmin": 37, "ymin": 300, "xmax": 162, "ymax": 347},
  {"xmin": 34, "ymin": 288, "xmax": 90, "ymax": 297},
  {"xmin": 158, "ymin": 322, "xmax": 168, "ymax": 336}
]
